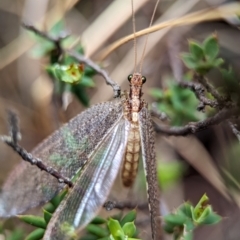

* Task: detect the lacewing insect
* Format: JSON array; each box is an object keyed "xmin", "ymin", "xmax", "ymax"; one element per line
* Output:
[{"xmin": 0, "ymin": 1, "xmax": 161, "ymax": 240}]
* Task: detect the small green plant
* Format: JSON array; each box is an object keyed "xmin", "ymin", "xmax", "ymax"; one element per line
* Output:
[
  {"xmin": 18, "ymin": 187, "xmax": 139, "ymax": 240},
  {"xmin": 29, "ymin": 20, "xmax": 97, "ymax": 107},
  {"xmin": 149, "ymin": 33, "xmax": 240, "ymax": 127},
  {"xmin": 181, "ymin": 34, "xmax": 224, "ymax": 74},
  {"xmin": 163, "ymin": 194, "xmax": 221, "ymax": 240},
  {"xmin": 81, "ymin": 210, "xmax": 139, "ymax": 240},
  {"xmin": 18, "ymin": 188, "xmax": 68, "ymax": 240},
  {"xmin": 157, "ymin": 161, "xmax": 186, "ymax": 189},
  {"xmin": 0, "ymin": 222, "xmax": 24, "ymax": 240},
  {"xmin": 107, "ymin": 215, "xmax": 139, "ymax": 240},
  {"xmin": 149, "ymin": 80, "xmax": 205, "ymax": 126}
]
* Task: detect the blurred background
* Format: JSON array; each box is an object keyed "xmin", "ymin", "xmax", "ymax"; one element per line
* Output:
[{"xmin": 0, "ymin": 0, "xmax": 240, "ymax": 239}]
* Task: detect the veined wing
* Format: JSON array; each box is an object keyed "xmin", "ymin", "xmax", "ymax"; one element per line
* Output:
[
  {"xmin": 43, "ymin": 117, "xmax": 130, "ymax": 240},
  {"xmin": 0, "ymin": 100, "xmax": 123, "ymax": 217},
  {"xmin": 139, "ymin": 106, "xmax": 162, "ymax": 240}
]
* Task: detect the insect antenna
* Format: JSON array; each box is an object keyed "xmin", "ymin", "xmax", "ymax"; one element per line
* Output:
[
  {"xmin": 139, "ymin": 0, "xmax": 160, "ymax": 73},
  {"xmin": 131, "ymin": 0, "xmax": 138, "ymax": 73}
]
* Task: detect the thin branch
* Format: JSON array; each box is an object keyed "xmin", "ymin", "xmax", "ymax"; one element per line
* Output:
[
  {"xmin": 23, "ymin": 23, "xmax": 69, "ymax": 62},
  {"xmin": 67, "ymin": 50, "xmax": 121, "ymax": 98},
  {"xmin": 153, "ymin": 107, "xmax": 239, "ymax": 136},
  {"xmin": 104, "ymin": 200, "xmax": 148, "ymax": 211},
  {"xmin": 23, "ymin": 23, "xmax": 69, "ymax": 42},
  {"xmin": 195, "ymin": 74, "xmax": 229, "ymax": 106},
  {"xmin": 228, "ymin": 120, "xmax": 240, "ymax": 141},
  {"xmin": 178, "ymin": 80, "xmax": 218, "ymax": 110},
  {"xmin": 22, "ymin": 24, "xmax": 121, "ymax": 98},
  {"xmin": 150, "ymin": 103, "xmax": 169, "ymax": 121},
  {"xmin": 7, "ymin": 110, "xmax": 21, "ymax": 144},
  {"xmin": 0, "ymin": 111, "xmax": 73, "ymax": 188}
]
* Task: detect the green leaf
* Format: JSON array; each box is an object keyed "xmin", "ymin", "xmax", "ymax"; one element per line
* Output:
[
  {"xmin": 25, "ymin": 228, "xmax": 45, "ymax": 240},
  {"xmin": 221, "ymin": 67, "xmax": 235, "ymax": 82},
  {"xmin": 178, "ymin": 203, "xmax": 192, "ymax": 219},
  {"xmin": 6, "ymin": 229, "xmax": 24, "ymax": 240},
  {"xmin": 221, "ymin": 67, "xmax": 239, "ymax": 94},
  {"xmin": 62, "ymin": 36, "xmax": 77, "ymax": 48},
  {"xmin": 17, "ymin": 215, "xmax": 46, "ymax": 229},
  {"xmin": 111, "ymin": 213, "xmax": 123, "ymax": 222},
  {"xmin": 153, "ymin": 79, "xmax": 204, "ymax": 126},
  {"xmin": 195, "ymin": 62, "xmax": 214, "ymax": 74},
  {"xmin": 72, "ymin": 85, "xmax": 90, "ymax": 106},
  {"xmin": 80, "ymin": 75, "xmax": 95, "ymax": 87},
  {"xmin": 149, "ymin": 88, "xmax": 164, "ymax": 100},
  {"xmin": 157, "ymin": 161, "xmax": 185, "ymax": 188},
  {"xmin": 196, "ymin": 205, "xmax": 211, "ymax": 224},
  {"xmin": 108, "ymin": 218, "xmax": 124, "ymax": 240},
  {"xmin": 91, "ymin": 216, "xmax": 107, "ymax": 225},
  {"xmin": 184, "ymin": 219, "xmax": 195, "ymax": 232},
  {"xmin": 81, "ymin": 234, "xmax": 105, "ymax": 240},
  {"xmin": 43, "ymin": 202, "xmax": 55, "ymax": 213},
  {"xmin": 84, "ymin": 66, "xmax": 96, "ymax": 77},
  {"xmin": 120, "ymin": 210, "xmax": 137, "ymax": 226},
  {"xmin": 30, "ymin": 41, "xmax": 54, "ymax": 58},
  {"xmin": 76, "ymin": 45, "xmax": 85, "ymax": 55},
  {"xmin": 213, "ymin": 58, "xmax": 224, "ymax": 67},
  {"xmin": 97, "ymin": 237, "xmax": 112, "ymax": 240},
  {"xmin": 196, "ymin": 206, "xmax": 221, "ymax": 225},
  {"xmin": 50, "ymin": 188, "xmax": 68, "ymax": 208},
  {"xmin": 203, "ymin": 34, "xmax": 219, "ymax": 60},
  {"xmin": 43, "ymin": 209, "xmax": 52, "ymax": 224},
  {"xmin": 50, "ymin": 20, "xmax": 65, "ymax": 37},
  {"xmin": 164, "ymin": 214, "xmax": 187, "ymax": 226},
  {"xmin": 192, "ymin": 193, "xmax": 209, "ymax": 221},
  {"xmin": 86, "ymin": 224, "xmax": 109, "ymax": 238},
  {"xmin": 122, "ymin": 222, "xmax": 136, "ymax": 237},
  {"xmin": 181, "ymin": 53, "xmax": 197, "ymax": 69},
  {"xmin": 63, "ymin": 55, "xmax": 78, "ymax": 65},
  {"xmin": 163, "ymin": 222, "xmax": 176, "ymax": 233},
  {"xmin": 200, "ymin": 211, "xmax": 221, "ymax": 225},
  {"xmin": 189, "ymin": 41, "xmax": 204, "ymax": 60},
  {"xmin": 108, "ymin": 218, "xmax": 122, "ymax": 234},
  {"xmin": 45, "ymin": 65, "xmax": 55, "ymax": 78}
]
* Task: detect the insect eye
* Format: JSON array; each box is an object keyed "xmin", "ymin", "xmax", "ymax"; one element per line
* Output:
[
  {"xmin": 128, "ymin": 74, "xmax": 133, "ymax": 82},
  {"xmin": 142, "ymin": 76, "xmax": 146, "ymax": 84}
]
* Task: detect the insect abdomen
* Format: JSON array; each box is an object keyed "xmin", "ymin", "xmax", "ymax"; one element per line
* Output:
[{"xmin": 122, "ymin": 124, "xmax": 140, "ymax": 187}]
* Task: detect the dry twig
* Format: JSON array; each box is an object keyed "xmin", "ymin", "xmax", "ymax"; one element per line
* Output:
[
  {"xmin": 0, "ymin": 110, "xmax": 73, "ymax": 187},
  {"xmin": 153, "ymin": 108, "xmax": 239, "ymax": 136}
]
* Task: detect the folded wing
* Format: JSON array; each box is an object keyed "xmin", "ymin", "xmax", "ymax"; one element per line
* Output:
[
  {"xmin": 139, "ymin": 106, "xmax": 162, "ymax": 240},
  {"xmin": 43, "ymin": 117, "xmax": 130, "ymax": 240},
  {"xmin": 0, "ymin": 100, "xmax": 123, "ymax": 217}
]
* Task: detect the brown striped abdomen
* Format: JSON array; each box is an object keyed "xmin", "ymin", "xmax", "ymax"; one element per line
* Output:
[{"xmin": 122, "ymin": 123, "xmax": 140, "ymax": 187}]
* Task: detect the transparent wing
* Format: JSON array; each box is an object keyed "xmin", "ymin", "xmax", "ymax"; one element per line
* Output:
[
  {"xmin": 0, "ymin": 100, "xmax": 123, "ymax": 217},
  {"xmin": 139, "ymin": 106, "xmax": 162, "ymax": 240},
  {"xmin": 43, "ymin": 117, "xmax": 130, "ymax": 240}
]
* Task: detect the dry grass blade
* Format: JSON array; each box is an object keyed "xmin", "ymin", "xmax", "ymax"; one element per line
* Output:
[
  {"xmin": 165, "ymin": 136, "xmax": 230, "ymax": 201},
  {"xmin": 99, "ymin": 2, "xmax": 240, "ymax": 60},
  {"xmin": 79, "ymin": 0, "xmax": 149, "ymax": 57}
]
